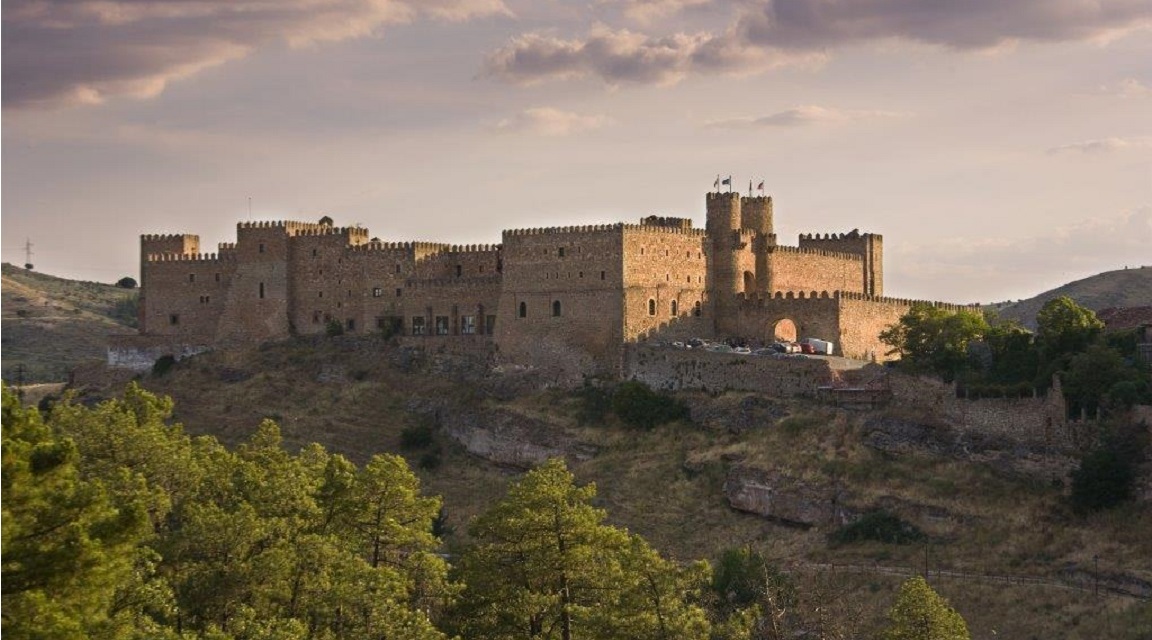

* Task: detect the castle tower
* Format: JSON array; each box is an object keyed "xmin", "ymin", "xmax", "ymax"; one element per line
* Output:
[
  {"xmin": 740, "ymin": 196, "xmax": 773, "ymax": 236},
  {"xmin": 139, "ymin": 234, "xmax": 200, "ymax": 332},
  {"xmin": 706, "ymin": 192, "xmax": 743, "ymax": 333}
]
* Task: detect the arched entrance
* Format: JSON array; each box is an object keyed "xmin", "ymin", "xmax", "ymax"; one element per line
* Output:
[{"xmin": 772, "ymin": 318, "xmax": 797, "ymax": 343}]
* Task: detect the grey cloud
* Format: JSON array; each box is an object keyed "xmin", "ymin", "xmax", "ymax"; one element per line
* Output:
[
  {"xmin": 706, "ymin": 105, "xmax": 906, "ymax": 128},
  {"xmin": 2, "ymin": 0, "xmax": 510, "ymax": 109},
  {"xmin": 486, "ymin": 0, "xmax": 1151, "ymax": 85}
]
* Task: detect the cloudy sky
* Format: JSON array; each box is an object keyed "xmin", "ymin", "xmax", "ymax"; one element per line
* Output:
[{"xmin": 3, "ymin": 0, "xmax": 1150, "ymax": 303}]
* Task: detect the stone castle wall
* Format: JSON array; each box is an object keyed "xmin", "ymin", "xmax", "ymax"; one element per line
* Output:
[
  {"xmin": 767, "ymin": 246, "xmax": 865, "ymax": 296},
  {"xmin": 624, "ymin": 344, "xmax": 835, "ymax": 396},
  {"xmin": 622, "ymin": 224, "xmax": 711, "ymax": 342}
]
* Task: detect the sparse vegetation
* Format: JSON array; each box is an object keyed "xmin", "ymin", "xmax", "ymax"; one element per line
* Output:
[
  {"xmin": 611, "ymin": 380, "xmax": 690, "ymax": 429},
  {"xmin": 830, "ymin": 510, "xmax": 925, "ymax": 546}
]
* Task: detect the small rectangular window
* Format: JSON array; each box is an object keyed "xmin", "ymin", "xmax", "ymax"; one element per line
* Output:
[
  {"xmin": 455, "ymin": 265, "xmax": 462, "ymax": 277},
  {"xmin": 215, "ymin": 273, "xmax": 220, "ymax": 282},
  {"xmin": 346, "ymin": 319, "xmax": 355, "ymax": 331},
  {"xmin": 372, "ymin": 287, "xmax": 382, "ymax": 297},
  {"xmin": 558, "ymin": 247, "xmax": 565, "ymax": 257},
  {"xmin": 169, "ymin": 314, "xmax": 179, "ymax": 325},
  {"xmin": 412, "ymin": 317, "xmax": 426, "ymax": 335},
  {"xmin": 600, "ymin": 271, "xmax": 606, "ymax": 280},
  {"xmin": 435, "ymin": 316, "xmax": 449, "ymax": 335},
  {"xmin": 396, "ymin": 288, "xmax": 402, "ymax": 297},
  {"xmin": 486, "ymin": 315, "xmax": 497, "ymax": 335},
  {"xmin": 461, "ymin": 315, "xmax": 476, "ymax": 335},
  {"xmin": 312, "ymin": 248, "xmax": 318, "ymax": 257},
  {"xmin": 313, "ymin": 311, "xmax": 321, "ymax": 324},
  {"xmin": 259, "ymin": 243, "xmax": 265, "ymax": 253},
  {"xmin": 189, "ymin": 273, "xmax": 196, "ymax": 283},
  {"xmin": 259, "ymin": 282, "xmax": 265, "ymax": 299}
]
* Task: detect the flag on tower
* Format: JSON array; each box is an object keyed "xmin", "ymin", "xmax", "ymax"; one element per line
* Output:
[
  {"xmin": 713, "ymin": 175, "xmax": 720, "ymax": 190},
  {"xmin": 757, "ymin": 180, "xmax": 765, "ymax": 192},
  {"xmin": 721, "ymin": 176, "xmax": 731, "ymax": 186}
]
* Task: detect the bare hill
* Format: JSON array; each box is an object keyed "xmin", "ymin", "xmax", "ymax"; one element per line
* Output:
[
  {"xmin": 987, "ymin": 266, "xmax": 1152, "ymax": 329},
  {"xmin": 2, "ymin": 263, "xmax": 137, "ymax": 383}
]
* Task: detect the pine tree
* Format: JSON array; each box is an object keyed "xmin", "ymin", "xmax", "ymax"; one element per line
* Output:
[{"xmin": 882, "ymin": 576, "xmax": 969, "ymax": 640}]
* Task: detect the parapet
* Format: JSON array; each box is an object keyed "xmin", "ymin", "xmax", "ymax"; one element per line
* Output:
[
  {"xmin": 798, "ymin": 230, "xmax": 882, "ymax": 241},
  {"xmin": 503, "ymin": 223, "xmax": 625, "ymax": 237},
  {"xmin": 404, "ymin": 275, "xmax": 504, "ymax": 290},
  {"xmin": 141, "ymin": 233, "xmax": 197, "ymax": 242},
  {"xmin": 144, "ymin": 252, "xmax": 235, "ymax": 264},
  {"xmin": 640, "ymin": 215, "xmax": 693, "ymax": 230},
  {"xmin": 832, "ymin": 291, "xmax": 980, "ymax": 311},
  {"xmin": 767, "ymin": 244, "xmax": 863, "ymax": 261}
]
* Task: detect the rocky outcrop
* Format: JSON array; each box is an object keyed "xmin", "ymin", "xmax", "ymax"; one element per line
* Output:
[
  {"xmin": 690, "ymin": 394, "xmax": 789, "ymax": 433},
  {"xmin": 408, "ymin": 398, "xmax": 597, "ymax": 469},
  {"xmin": 723, "ymin": 466, "xmax": 856, "ymax": 528}
]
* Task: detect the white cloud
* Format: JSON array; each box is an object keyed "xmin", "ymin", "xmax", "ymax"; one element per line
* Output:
[
  {"xmin": 1046, "ymin": 137, "xmax": 1152, "ymax": 155},
  {"xmin": 705, "ymin": 105, "xmax": 908, "ymax": 128},
  {"xmin": 494, "ymin": 107, "xmax": 612, "ymax": 136},
  {"xmin": 1096, "ymin": 77, "xmax": 1152, "ymax": 97},
  {"xmin": 2, "ymin": 0, "xmax": 512, "ymax": 109}
]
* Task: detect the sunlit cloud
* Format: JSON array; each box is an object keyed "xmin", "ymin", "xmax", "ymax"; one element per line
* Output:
[
  {"xmin": 493, "ymin": 107, "xmax": 613, "ymax": 136},
  {"xmin": 705, "ymin": 105, "xmax": 908, "ymax": 128},
  {"xmin": 1046, "ymin": 137, "xmax": 1152, "ymax": 155}
]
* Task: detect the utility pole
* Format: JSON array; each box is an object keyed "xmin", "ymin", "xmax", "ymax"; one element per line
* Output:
[{"xmin": 23, "ymin": 238, "xmax": 34, "ymax": 270}]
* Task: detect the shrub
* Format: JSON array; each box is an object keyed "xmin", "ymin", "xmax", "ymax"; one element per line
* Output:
[
  {"xmin": 400, "ymin": 423, "xmax": 435, "ymax": 450},
  {"xmin": 152, "ymin": 355, "xmax": 177, "ymax": 377},
  {"xmin": 610, "ymin": 381, "xmax": 689, "ymax": 430},
  {"xmin": 116, "ymin": 276, "xmax": 138, "ymax": 289},
  {"xmin": 1069, "ymin": 425, "xmax": 1146, "ymax": 513},
  {"xmin": 574, "ymin": 379, "xmax": 612, "ymax": 425},
  {"xmin": 830, "ymin": 510, "xmax": 924, "ymax": 545},
  {"xmin": 418, "ymin": 450, "xmax": 442, "ymax": 471},
  {"xmin": 325, "ymin": 320, "xmax": 344, "ymax": 337}
]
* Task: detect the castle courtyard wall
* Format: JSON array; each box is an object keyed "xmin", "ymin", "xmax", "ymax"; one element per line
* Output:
[
  {"xmin": 624, "ymin": 344, "xmax": 835, "ymax": 395},
  {"xmin": 622, "ymin": 224, "xmax": 711, "ymax": 342},
  {"xmin": 767, "ymin": 247, "xmax": 865, "ymax": 296}
]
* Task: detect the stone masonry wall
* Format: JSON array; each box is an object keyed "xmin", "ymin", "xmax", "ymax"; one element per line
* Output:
[
  {"xmin": 624, "ymin": 344, "xmax": 835, "ymax": 395},
  {"xmin": 622, "ymin": 225, "xmax": 711, "ymax": 342},
  {"xmin": 767, "ymin": 247, "xmax": 865, "ymax": 296},
  {"xmin": 140, "ymin": 254, "xmax": 235, "ymax": 342},
  {"xmin": 495, "ymin": 226, "xmax": 626, "ymax": 376}
]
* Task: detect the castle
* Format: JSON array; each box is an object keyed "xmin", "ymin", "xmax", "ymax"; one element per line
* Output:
[{"xmin": 111, "ymin": 191, "xmax": 974, "ymax": 375}]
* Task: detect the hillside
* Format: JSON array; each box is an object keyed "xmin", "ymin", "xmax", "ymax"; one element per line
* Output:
[
  {"xmin": 60, "ymin": 334, "xmax": 1151, "ymax": 640},
  {"xmin": 1, "ymin": 263, "xmax": 138, "ymax": 383},
  {"xmin": 987, "ymin": 266, "xmax": 1152, "ymax": 329}
]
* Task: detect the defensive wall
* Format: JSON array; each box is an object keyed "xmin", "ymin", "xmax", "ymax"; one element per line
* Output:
[{"xmin": 624, "ymin": 344, "xmax": 836, "ymax": 396}]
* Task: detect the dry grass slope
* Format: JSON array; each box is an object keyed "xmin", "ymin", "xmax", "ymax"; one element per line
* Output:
[
  {"xmin": 988, "ymin": 266, "xmax": 1152, "ymax": 329},
  {"xmin": 2, "ymin": 263, "xmax": 137, "ymax": 383}
]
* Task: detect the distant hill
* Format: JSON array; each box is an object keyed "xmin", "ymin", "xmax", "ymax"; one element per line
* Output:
[
  {"xmin": 986, "ymin": 266, "xmax": 1152, "ymax": 329},
  {"xmin": 2, "ymin": 263, "xmax": 138, "ymax": 383}
]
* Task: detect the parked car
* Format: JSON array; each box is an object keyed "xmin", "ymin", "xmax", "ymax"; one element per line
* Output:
[{"xmin": 733, "ymin": 346, "xmax": 752, "ymax": 354}]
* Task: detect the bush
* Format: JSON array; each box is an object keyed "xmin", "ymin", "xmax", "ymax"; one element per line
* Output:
[
  {"xmin": 400, "ymin": 423, "xmax": 435, "ymax": 450},
  {"xmin": 418, "ymin": 450, "xmax": 442, "ymax": 471},
  {"xmin": 151, "ymin": 355, "xmax": 177, "ymax": 377},
  {"xmin": 1069, "ymin": 426, "xmax": 1146, "ymax": 513},
  {"xmin": 711, "ymin": 547, "xmax": 795, "ymax": 615},
  {"xmin": 325, "ymin": 320, "xmax": 344, "ymax": 337},
  {"xmin": 610, "ymin": 381, "xmax": 689, "ymax": 430},
  {"xmin": 574, "ymin": 379, "xmax": 612, "ymax": 425},
  {"xmin": 830, "ymin": 510, "xmax": 924, "ymax": 545},
  {"xmin": 116, "ymin": 276, "xmax": 138, "ymax": 289}
]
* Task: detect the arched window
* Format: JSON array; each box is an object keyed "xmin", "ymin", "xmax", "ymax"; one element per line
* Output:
[
  {"xmin": 694, "ymin": 301, "xmax": 702, "ymax": 317},
  {"xmin": 648, "ymin": 299, "xmax": 656, "ymax": 316},
  {"xmin": 671, "ymin": 300, "xmax": 678, "ymax": 316},
  {"xmin": 552, "ymin": 300, "xmax": 562, "ymax": 317},
  {"xmin": 519, "ymin": 301, "xmax": 527, "ymax": 318}
]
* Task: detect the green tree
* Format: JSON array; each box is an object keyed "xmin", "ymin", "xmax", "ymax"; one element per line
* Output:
[
  {"xmin": 454, "ymin": 458, "xmax": 710, "ymax": 640},
  {"xmin": 882, "ymin": 576, "xmax": 969, "ymax": 640},
  {"xmin": 2, "ymin": 385, "xmax": 151, "ymax": 639},
  {"xmin": 1035, "ymin": 296, "xmax": 1103, "ymax": 359},
  {"xmin": 1061, "ymin": 345, "xmax": 1145, "ymax": 415},
  {"xmin": 880, "ymin": 305, "xmax": 989, "ymax": 381},
  {"xmin": 611, "ymin": 381, "xmax": 690, "ymax": 429}
]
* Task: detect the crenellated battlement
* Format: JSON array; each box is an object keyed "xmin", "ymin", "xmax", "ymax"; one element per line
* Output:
[
  {"xmin": 798, "ymin": 230, "xmax": 882, "ymax": 241},
  {"xmin": 767, "ymin": 244, "xmax": 863, "ymax": 261},
  {"xmin": 738, "ymin": 289, "xmax": 978, "ymax": 311},
  {"xmin": 145, "ymin": 252, "xmax": 236, "ymax": 264},
  {"xmin": 290, "ymin": 226, "xmax": 370, "ymax": 238},
  {"xmin": 504, "ymin": 223, "xmax": 625, "ymax": 237},
  {"xmin": 141, "ymin": 233, "xmax": 195, "ymax": 242},
  {"xmin": 622, "ymin": 223, "xmax": 707, "ymax": 237}
]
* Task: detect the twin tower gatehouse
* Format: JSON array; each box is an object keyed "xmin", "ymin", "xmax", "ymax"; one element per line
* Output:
[{"xmin": 111, "ymin": 192, "xmax": 972, "ymax": 375}]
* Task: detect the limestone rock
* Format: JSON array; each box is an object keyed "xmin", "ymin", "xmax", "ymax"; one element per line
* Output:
[{"xmin": 723, "ymin": 465, "xmax": 856, "ymax": 528}]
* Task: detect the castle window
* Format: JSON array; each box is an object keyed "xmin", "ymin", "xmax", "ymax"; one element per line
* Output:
[
  {"xmin": 396, "ymin": 264, "xmax": 401, "ymax": 274},
  {"xmin": 552, "ymin": 300, "xmax": 562, "ymax": 317},
  {"xmin": 648, "ymin": 299, "xmax": 656, "ymax": 316},
  {"xmin": 347, "ymin": 289, "xmax": 352, "ymax": 298},
  {"xmin": 372, "ymin": 287, "xmax": 382, "ymax": 297},
  {"xmin": 666, "ymin": 274, "xmax": 670, "ymax": 281},
  {"xmin": 411, "ymin": 317, "xmax": 426, "ymax": 335},
  {"xmin": 313, "ymin": 311, "xmax": 321, "ymax": 324},
  {"xmin": 189, "ymin": 273, "xmax": 196, "ymax": 283},
  {"xmin": 462, "ymin": 315, "xmax": 476, "ymax": 335},
  {"xmin": 318, "ymin": 291, "xmax": 323, "ymax": 298},
  {"xmin": 665, "ymin": 249, "xmax": 669, "ymax": 256},
  {"xmin": 215, "ymin": 273, "xmax": 220, "ymax": 282},
  {"xmin": 641, "ymin": 248, "xmax": 645, "ymax": 255},
  {"xmin": 558, "ymin": 247, "xmax": 565, "ymax": 258},
  {"xmin": 694, "ymin": 301, "xmax": 701, "ymax": 317},
  {"xmin": 337, "ymin": 302, "xmax": 342, "ymax": 308},
  {"xmin": 455, "ymin": 265, "xmax": 462, "ymax": 277},
  {"xmin": 312, "ymin": 248, "xmax": 317, "ymax": 257},
  {"xmin": 169, "ymin": 314, "xmax": 180, "ymax": 325},
  {"xmin": 519, "ymin": 302, "xmax": 527, "ymax": 318},
  {"xmin": 687, "ymin": 276, "xmax": 691, "ymax": 283},
  {"xmin": 687, "ymin": 251, "xmax": 691, "ymax": 258},
  {"xmin": 259, "ymin": 243, "xmax": 265, "ymax": 253},
  {"xmin": 486, "ymin": 315, "xmax": 496, "ymax": 335},
  {"xmin": 579, "ymin": 271, "xmax": 584, "ymax": 278},
  {"xmin": 259, "ymin": 282, "xmax": 265, "ymax": 299},
  {"xmin": 435, "ymin": 316, "xmax": 449, "ymax": 335},
  {"xmin": 698, "ymin": 252, "xmax": 702, "ymax": 259},
  {"xmin": 346, "ymin": 319, "xmax": 355, "ymax": 331},
  {"xmin": 671, "ymin": 300, "xmax": 678, "ymax": 316},
  {"xmin": 396, "ymin": 288, "xmax": 402, "ymax": 297}
]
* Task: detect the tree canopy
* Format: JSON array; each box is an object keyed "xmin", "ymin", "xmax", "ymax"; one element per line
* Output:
[{"xmin": 882, "ymin": 576, "xmax": 969, "ymax": 640}]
